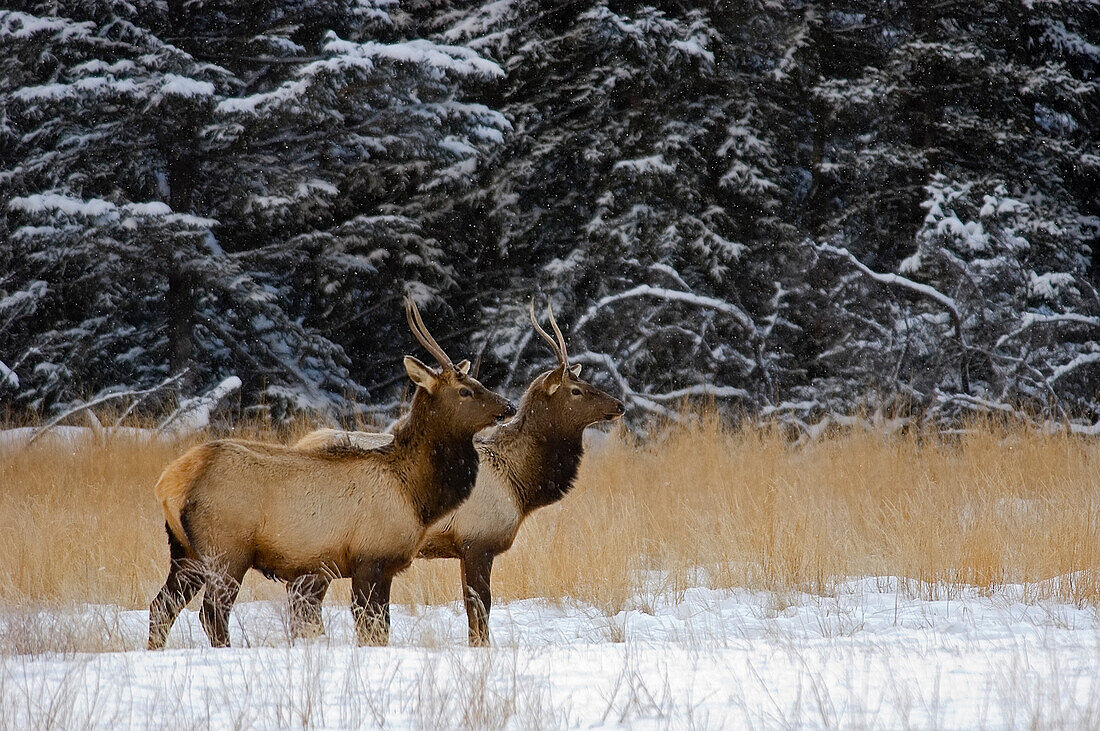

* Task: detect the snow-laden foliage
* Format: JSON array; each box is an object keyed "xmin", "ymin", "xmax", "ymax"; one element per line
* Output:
[
  {"xmin": 1, "ymin": 0, "xmax": 1097, "ymax": 427},
  {"xmin": 0, "ymin": 1, "xmax": 504, "ymax": 417},
  {"xmin": 790, "ymin": 0, "xmax": 1100, "ymax": 424},
  {"xmin": 437, "ymin": 1, "xmax": 807, "ymax": 416}
]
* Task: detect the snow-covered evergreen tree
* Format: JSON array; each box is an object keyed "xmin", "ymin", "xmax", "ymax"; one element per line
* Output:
[
  {"xmin": 435, "ymin": 1, "xmax": 807, "ymax": 417},
  {"xmin": 2, "ymin": 0, "xmax": 1097, "ymax": 426},
  {"xmin": 801, "ymin": 0, "xmax": 1100, "ymax": 422},
  {"xmin": 0, "ymin": 2, "xmax": 505, "ymax": 416}
]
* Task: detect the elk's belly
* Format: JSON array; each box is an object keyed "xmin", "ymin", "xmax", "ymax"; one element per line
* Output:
[{"xmin": 250, "ymin": 494, "xmax": 423, "ymax": 579}]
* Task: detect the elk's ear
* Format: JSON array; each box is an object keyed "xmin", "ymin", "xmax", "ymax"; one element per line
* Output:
[
  {"xmin": 568, "ymin": 363, "xmax": 582, "ymax": 377},
  {"xmin": 404, "ymin": 356, "xmax": 439, "ymax": 393},
  {"xmin": 455, "ymin": 359, "xmax": 472, "ymax": 376}
]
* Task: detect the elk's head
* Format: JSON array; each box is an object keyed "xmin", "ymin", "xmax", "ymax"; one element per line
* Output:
[
  {"xmin": 523, "ymin": 299, "xmax": 626, "ymax": 432},
  {"xmin": 403, "ymin": 296, "xmax": 515, "ymax": 434}
]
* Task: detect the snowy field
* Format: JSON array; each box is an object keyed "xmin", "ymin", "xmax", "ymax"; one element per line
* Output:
[{"xmin": 2, "ymin": 577, "xmax": 1098, "ymax": 729}]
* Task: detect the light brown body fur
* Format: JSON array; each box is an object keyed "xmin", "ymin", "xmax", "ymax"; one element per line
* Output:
[
  {"xmin": 289, "ymin": 306, "xmax": 625, "ymax": 645},
  {"xmin": 157, "ymin": 438, "xmax": 430, "ymax": 581}
]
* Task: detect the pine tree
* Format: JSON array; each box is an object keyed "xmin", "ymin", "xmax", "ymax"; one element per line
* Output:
[
  {"xmin": 801, "ymin": 0, "xmax": 1100, "ymax": 421},
  {"xmin": 437, "ymin": 0, "xmax": 807, "ymax": 417},
  {"xmin": 0, "ymin": 2, "xmax": 505, "ymax": 417}
]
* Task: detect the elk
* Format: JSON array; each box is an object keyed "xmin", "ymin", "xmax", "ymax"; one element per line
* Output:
[
  {"xmin": 290, "ymin": 300, "xmax": 625, "ymax": 645},
  {"xmin": 146, "ymin": 297, "xmax": 515, "ymax": 649}
]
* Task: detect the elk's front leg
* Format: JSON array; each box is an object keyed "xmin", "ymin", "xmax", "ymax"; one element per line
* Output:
[
  {"xmin": 351, "ymin": 561, "xmax": 393, "ymax": 646},
  {"xmin": 288, "ymin": 574, "xmax": 330, "ymax": 639},
  {"xmin": 461, "ymin": 548, "xmax": 495, "ymax": 647}
]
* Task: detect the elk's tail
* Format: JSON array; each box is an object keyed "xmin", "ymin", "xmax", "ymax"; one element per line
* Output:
[{"xmin": 154, "ymin": 445, "xmax": 211, "ymax": 554}]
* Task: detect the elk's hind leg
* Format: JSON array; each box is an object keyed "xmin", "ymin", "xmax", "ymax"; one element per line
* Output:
[
  {"xmin": 148, "ymin": 524, "xmax": 204, "ymax": 650},
  {"xmin": 288, "ymin": 574, "xmax": 330, "ymax": 639},
  {"xmin": 199, "ymin": 552, "xmax": 250, "ymax": 648}
]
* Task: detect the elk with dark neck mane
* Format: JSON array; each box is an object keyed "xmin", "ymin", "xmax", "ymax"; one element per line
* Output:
[
  {"xmin": 292, "ymin": 300, "xmax": 624, "ymax": 645},
  {"xmin": 147, "ymin": 297, "xmax": 514, "ymax": 649}
]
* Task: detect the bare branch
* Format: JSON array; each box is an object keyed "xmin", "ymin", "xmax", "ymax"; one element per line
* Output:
[
  {"xmin": 29, "ymin": 371, "xmax": 187, "ymax": 445},
  {"xmin": 645, "ymin": 385, "xmax": 751, "ymax": 402},
  {"xmin": 995, "ymin": 312, "xmax": 1100, "ymax": 349},
  {"xmin": 1048, "ymin": 352, "xmax": 1100, "ymax": 385},
  {"xmin": 575, "ymin": 284, "xmax": 756, "ymax": 334}
]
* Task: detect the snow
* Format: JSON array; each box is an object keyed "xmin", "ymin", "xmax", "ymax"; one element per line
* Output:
[
  {"xmin": 0, "ymin": 360, "xmax": 17, "ymax": 389},
  {"xmin": 898, "ymin": 250, "xmax": 922, "ymax": 274},
  {"xmin": 0, "ymin": 426, "xmax": 170, "ymax": 452},
  {"xmin": 160, "ymin": 376, "xmax": 243, "ymax": 433},
  {"xmin": 1029, "ymin": 271, "xmax": 1075, "ymax": 301},
  {"xmin": 612, "ymin": 155, "xmax": 676, "ymax": 176},
  {"xmin": 218, "ymin": 37, "xmax": 502, "ymax": 116},
  {"xmin": 818, "ymin": 243, "xmax": 962, "ymax": 325},
  {"xmin": 14, "ymin": 77, "xmax": 140, "ymax": 101},
  {"xmin": 122, "ymin": 201, "xmax": 172, "ymax": 216},
  {"xmin": 10, "ymin": 194, "xmax": 217, "ymax": 230},
  {"xmin": 0, "ymin": 11, "xmax": 94, "ymax": 40},
  {"xmin": 155, "ymin": 74, "xmax": 215, "ymax": 99},
  {"xmin": 10, "ymin": 193, "xmax": 117, "ymax": 219},
  {"xmin": 644, "ymin": 384, "xmax": 750, "ymax": 402},
  {"xmin": 935, "ymin": 215, "xmax": 989, "ymax": 251},
  {"xmin": 2, "ymin": 577, "xmax": 1098, "ymax": 728},
  {"xmin": 441, "ymin": 0, "xmax": 517, "ymax": 44},
  {"xmin": 0, "ymin": 280, "xmax": 47, "ymax": 315},
  {"xmin": 671, "ymin": 38, "xmax": 715, "ymax": 63},
  {"xmin": 575, "ymin": 284, "xmax": 756, "ymax": 335},
  {"xmin": 1048, "ymin": 351, "xmax": 1100, "ymax": 384}
]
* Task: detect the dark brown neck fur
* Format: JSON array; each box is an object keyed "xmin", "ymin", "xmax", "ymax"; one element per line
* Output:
[
  {"xmin": 390, "ymin": 390, "xmax": 480, "ymax": 525},
  {"xmin": 482, "ymin": 401, "xmax": 585, "ymax": 514}
]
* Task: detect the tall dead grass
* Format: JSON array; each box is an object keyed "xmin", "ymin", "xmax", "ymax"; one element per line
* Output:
[{"xmin": 1, "ymin": 415, "xmax": 1097, "ymax": 612}]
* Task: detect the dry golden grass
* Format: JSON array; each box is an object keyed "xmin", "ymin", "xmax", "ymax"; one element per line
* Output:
[{"xmin": 1, "ymin": 414, "xmax": 1098, "ymax": 612}]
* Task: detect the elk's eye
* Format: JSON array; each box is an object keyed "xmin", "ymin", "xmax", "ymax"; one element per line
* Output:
[
  {"xmin": 459, "ymin": 387, "xmax": 473, "ymax": 398},
  {"xmin": 570, "ymin": 387, "xmax": 582, "ymax": 396}
]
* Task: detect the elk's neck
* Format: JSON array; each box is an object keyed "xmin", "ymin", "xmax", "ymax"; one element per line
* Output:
[
  {"xmin": 489, "ymin": 415, "xmax": 584, "ymax": 514},
  {"xmin": 391, "ymin": 401, "xmax": 480, "ymax": 525}
]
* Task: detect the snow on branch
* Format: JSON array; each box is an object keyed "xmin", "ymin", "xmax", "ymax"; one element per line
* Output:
[
  {"xmin": 322, "ymin": 36, "xmax": 504, "ymax": 78},
  {"xmin": 218, "ymin": 35, "xmax": 503, "ymax": 117},
  {"xmin": 817, "ymin": 243, "xmax": 962, "ymax": 324},
  {"xmin": 0, "ymin": 360, "xmax": 18, "ymax": 389},
  {"xmin": 569, "ymin": 352, "xmax": 748, "ymax": 416},
  {"xmin": 1048, "ymin": 352, "xmax": 1100, "ymax": 385},
  {"xmin": 569, "ymin": 351, "xmax": 677, "ymax": 419},
  {"xmin": 9, "ymin": 193, "xmax": 218, "ymax": 229},
  {"xmin": 159, "ymin": 376, "xmax": 242, "ymax": 433},
  {"xmin": 645, "ymin": 384, "xmax": 750, "ymax": 402},
  {"xmin": 995, "ymin": 312, "xmax": 1100, "ymax": 349},
  {"xmin": 818, "ymin": 241, "xmax": 972, "ymax": 390},
  {"xmin": 574, "ymin": 284, "xmax": 756, "ymax": 334}
]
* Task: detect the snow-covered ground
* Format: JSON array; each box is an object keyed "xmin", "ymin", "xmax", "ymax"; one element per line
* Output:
[{"xmin": 2, "ymin": 578, "xmax": 1098, "ymax": 729}]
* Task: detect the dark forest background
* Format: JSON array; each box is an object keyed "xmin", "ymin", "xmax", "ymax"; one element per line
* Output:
[{"xmin": 2, "ymin": 1, "xmax": 1098, "ymax": 430}]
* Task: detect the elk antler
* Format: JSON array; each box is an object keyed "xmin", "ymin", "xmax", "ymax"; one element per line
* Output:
[
  {"xmin": 405, "ymin": 295, "xmax": 454, "ymax": 370},
  {"xmin": 545, "ymin": 301, "xmax": 569, "ymax": 365},
  {"xmin": 529, "ymin": 298, "xmax": 567, "ymax": 367}
]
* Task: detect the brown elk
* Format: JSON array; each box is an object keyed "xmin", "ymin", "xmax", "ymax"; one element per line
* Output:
[
  {"xmin": 146, "ymin": 297, "xmax": 515, "ymax": 649},
  {"xmin": 290, "ymin": 300, "xmax": 625, "ymax": 645}
]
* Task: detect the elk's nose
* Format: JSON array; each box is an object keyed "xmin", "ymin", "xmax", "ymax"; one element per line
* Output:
[
  {"xmin": 503, "ymin": 400, "xmax": 517, "ymax": 417},
  {"xmin": 614, "ymin": 400, "xmax": 625, "ymax": 414}
]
